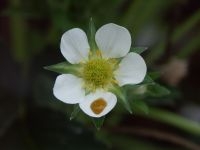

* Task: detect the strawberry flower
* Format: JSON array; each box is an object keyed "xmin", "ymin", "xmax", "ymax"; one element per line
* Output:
[{"xmin": 52, "ymin": 23, "xmax": 147, "ymax": 117}]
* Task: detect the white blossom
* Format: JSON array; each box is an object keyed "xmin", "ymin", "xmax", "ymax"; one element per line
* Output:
[{"xmin": 53, "ymin": 23, "xmax": 147, "ymax": 117}]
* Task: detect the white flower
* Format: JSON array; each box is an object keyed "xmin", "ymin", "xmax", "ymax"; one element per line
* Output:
[{"xmin": 53, "ymin": 23, "xmax": 147, "ymax": 118}]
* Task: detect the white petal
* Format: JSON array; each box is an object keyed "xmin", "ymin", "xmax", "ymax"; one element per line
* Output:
[
  {"xmin": 79, "ymin": 91, "xmax": 117, "ymax": 118},
  {"xmin": 60, "ymin": 28, "xmax": 90, "ymax": 64},
  {"xmin": 53, "ymin": 74, "xmax": 85, "ymax": 104},
  {"xmin": 95, "ymin": 23, "xmax": 131, "ymax": 58},
  {"xmin": 114, "ymin": 52, "xmax": 147, "ymax": 86}
]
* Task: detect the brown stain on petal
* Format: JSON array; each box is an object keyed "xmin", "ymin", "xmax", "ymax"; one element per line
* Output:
[{"xmin": 90, "ymin": 98, "xmax": 107, "ymax": 114}]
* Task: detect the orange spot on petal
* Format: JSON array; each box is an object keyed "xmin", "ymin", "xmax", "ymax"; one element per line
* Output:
[{"xmin": 90, "ymin": 98, "xmax": 107, "ymax": 114}]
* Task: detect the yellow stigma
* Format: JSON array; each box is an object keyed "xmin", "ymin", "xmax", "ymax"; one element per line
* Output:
[{"xmin": 82, "ymin": 58, "xmax": 113, "ymax": 90}]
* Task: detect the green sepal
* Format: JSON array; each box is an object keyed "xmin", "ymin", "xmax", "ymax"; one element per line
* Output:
[
  {"xmin": 142, "ymin": 74, "xmax": 155, "ymax": 85},
  {"xmin": 148, "ymin": 72, "xmax": 160, "ymax": 80},
  {"xmin": 131, "ymin": 100, "xmax": 149, "ymax": 114},
  {"xmin": 44, "ymin": 62, "xmax": 80, "ymax": 75},
  {"xmin": 70, "ymin": 104, "xmax": 80, "ymax": 120},
  {"xmin": 110, "ymin": 86, "xmax": 132, "ymax": 114},
  {"xmin": 130, "ymin": 47, "xmax": 148, "ymax": 54},
  {"xmin": 147, "ymin": 83, "xmax": 170, "ymax": 97},
  {"xmin": 92, "ymin": 116, "xmax": 105, "ymax": 130},
  {"xmin": 122, "ymin": 74, "xmax": 156, "ymax": 96},
  {"xmin": 88, "ymin": 18, "xmax": 98, "ymax": 51}
]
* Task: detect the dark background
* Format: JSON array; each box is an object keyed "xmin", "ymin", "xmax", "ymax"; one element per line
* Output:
[{"xmin": 0, "ymin": 0, "xmax": 200, "ymax": 150}]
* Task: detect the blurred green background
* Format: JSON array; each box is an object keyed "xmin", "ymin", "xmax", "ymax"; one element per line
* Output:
[{"xmin": 0, "ymin": 0, "xmax": 200, "ymax": 150}]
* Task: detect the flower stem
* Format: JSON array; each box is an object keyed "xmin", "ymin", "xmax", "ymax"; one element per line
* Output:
[{"xmin": 135, "ymin": 107, "xmax": 200, "ymax": 135}]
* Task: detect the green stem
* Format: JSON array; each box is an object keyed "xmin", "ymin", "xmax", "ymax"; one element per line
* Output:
[
  {"xmin": 177, "ymin": 33, "xmax": 200, "ymax": 59},
  {"xmin": 172, "ymin": 9, "xmax": 200, "ymax": 43},
  {"xmin": 135, "ymin": 107, "xmax": 200, "ymax": 136}
]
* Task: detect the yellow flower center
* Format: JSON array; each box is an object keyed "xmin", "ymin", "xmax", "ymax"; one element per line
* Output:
[
  {"xmin": 90, "ymin": 98, "xmax": 107, "ymax": 114},
  {"xmin": 82, "ymin": 58, "xmax": 114, "ymax": 91}
]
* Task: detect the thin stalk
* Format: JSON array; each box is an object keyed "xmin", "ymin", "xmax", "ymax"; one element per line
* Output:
[{"xmin": 135, "ymin": 107, "xmax": 200, "ymax": 136}]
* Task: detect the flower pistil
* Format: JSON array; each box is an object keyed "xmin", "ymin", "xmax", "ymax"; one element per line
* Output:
[{"xmin": 81, "ymin": 51, "xmax": 116, "ymax": 91}]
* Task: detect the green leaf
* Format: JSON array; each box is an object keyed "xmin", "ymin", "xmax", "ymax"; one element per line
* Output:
[
  {"xmin": 110, "ymin": 86, "xmax": 132, "ymax": 114},
  {"xmin": 147, "ymin": 83, "xmax": 170, "ymax": 97},
  {"xmin": 44, "ymin": 62, "xmax": 80, "ymax": 74},
  {"xmin": 70, "ymin": 104, "xmax": 81, "ymax": 120},
  {"xmin": 92, "ymin": 116, "xmax": 105, "ymax": 130},
  {"xmin": 132, "ymin": 100, "xmax": 149, "ymax": 114},
  {"xmin": 88, "ymin": 18, "xmax": 98, "ymax": 51},
  {"xmin": 130, "ymin": 47, "xmax": 148, "ymax": 54}
]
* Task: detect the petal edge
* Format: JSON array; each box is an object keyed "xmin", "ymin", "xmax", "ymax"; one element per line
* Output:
[
  {"xmin": 79, "ymin": 91, "xmax": 117, "ymax": 117},
  {"xmin": 60, "ymin": 28, "xmax": 90, "ymax": 64},
  {"xmin": 53, "ymin": 74, "xmax": 85, "ymax": 104},
  {"xmin": 114, "ymin": 52, "xmax": 147, "ymax": 86},
  {"xmin": 95, "ymin": 23, "xmax": 131, "ymax": 58}
]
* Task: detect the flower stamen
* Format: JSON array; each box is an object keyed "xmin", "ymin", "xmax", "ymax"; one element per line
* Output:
[
  {"xmin": 82, "ymin": 58, "xmax": 114, "ymax": 91},
  {"xmin": 96, "ymin": 50, "xmax": 102, "ymax": 57}
]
